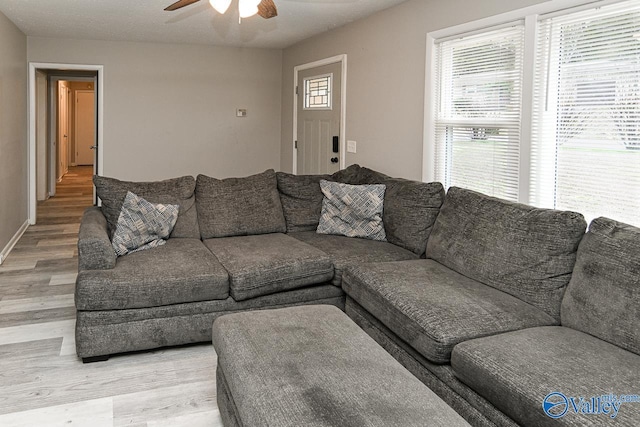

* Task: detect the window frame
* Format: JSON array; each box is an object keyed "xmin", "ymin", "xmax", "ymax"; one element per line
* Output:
[{"xmin": 423, "ymin": 0, "xmax": 624, "ymax": 206}]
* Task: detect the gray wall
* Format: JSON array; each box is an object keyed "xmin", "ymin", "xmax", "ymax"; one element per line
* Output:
[
  {"xmin": 281, "ymin": 0, "xmax": 547, "ymax": 181},
  {"xmin": 28, "ymin": 37, "xmax": 283, "ymax": 181},
  {"xmin": 0, "ymin": 11, "xmax": 28, "ymax": 259}
]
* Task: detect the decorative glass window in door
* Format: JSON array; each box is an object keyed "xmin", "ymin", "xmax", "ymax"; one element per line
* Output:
[{"xmin": 304, "ymin": 74, "xmax": 332, "ymax": 109}]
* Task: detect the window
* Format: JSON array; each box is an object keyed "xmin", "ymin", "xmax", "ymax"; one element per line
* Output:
[
  {"xmin": 428, "ymin": 0, "xmax": 640, "ymax": 226},
  {"xmin": 304, "ymin": 74, "xmax": 332, "ymax": 109},
  {"xmin": 531, "ymin": 1, "xmax": 640, "ymax": 223},
  {"xmin": 434, "ymin": 25, "xmax": 525, "ymax": 201}
]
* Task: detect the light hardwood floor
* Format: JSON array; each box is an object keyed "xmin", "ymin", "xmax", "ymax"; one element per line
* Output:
[{"xmin": 0, "ymin": 167, "xmax": 223, "ymax": 427}]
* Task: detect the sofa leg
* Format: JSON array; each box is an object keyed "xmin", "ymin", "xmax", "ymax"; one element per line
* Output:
[{"xmin": 82, "ymin": 355, "xmax": 110, "ymax": 363}]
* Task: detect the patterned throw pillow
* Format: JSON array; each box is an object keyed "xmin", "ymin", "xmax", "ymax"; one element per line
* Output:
[
  {"xmin": 317, "ymin": 180, "xmax": 387, "ymax": 241},
  {"xmin": 111, "ymin": 192, "xmax": 179, "ymax": 256}
]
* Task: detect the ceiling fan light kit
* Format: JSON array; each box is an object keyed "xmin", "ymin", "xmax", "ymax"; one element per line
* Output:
[
  {"xmin": 239, "ymin": 0, "xmax": 262, "ymax": 18},
  {"xmin": 166, "ymin": 0, "xmax": 277, "ymax": 20},
  {"xmin": 209, "ymin": 0, "xmax": 232, "ymax": 14}
]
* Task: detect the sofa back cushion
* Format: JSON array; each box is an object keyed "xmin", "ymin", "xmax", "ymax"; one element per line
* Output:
[
  {"xmin": 352, "ymin": 166, "xmax": 389, "ymax": 184},
  {"xmin": 276, "ymin": 172, "xmax": 331, "ymax": 233},
  {"xmin": 426, "ymin": 187, "xmax": 586, "ymax": 320},
  {"xmin": 561, "ymin": 217, "xmax": 640, "ymax": 355},
  {"xmin": 355, "ymin": 167, "xmax": 445, "ymax": 256},
  {"xmin": 196, "ymin": 169, "xmax": 286, "ymax": 239},
  {"xmin": 330, "ymin": 164, "xmax": 362, "ymax": 184},
  {"xmin": 383, "ymin": 179, "xmax": 445, "ymax": 256},
  {"xmin": 274, "ymin": 166, "xmax": 375, "ymax": 234},
  {"xmin": 94, "ymin": 175, "xmax": 199, "ymax": 239},
  {"xmin": 277, "ymin": 165, "xmax": 444, "ymax": 255}
]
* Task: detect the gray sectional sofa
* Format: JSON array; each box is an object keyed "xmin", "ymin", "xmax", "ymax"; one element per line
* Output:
[
  {"xmin": 76, "ymin": 164, "xmax": 640, "ymax": 426},
  {"xmin": 75, "ymin": 165, "xmax": 439, "ymax": 361}
]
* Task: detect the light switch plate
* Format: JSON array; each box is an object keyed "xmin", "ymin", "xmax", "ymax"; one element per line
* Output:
[
  {"xmin": 347, "ymin": 140, "xmax": 357, "ymax": 153},
  {"xmin": 236, "ymin": 109, "xmax": 247, "ymax": 117}
]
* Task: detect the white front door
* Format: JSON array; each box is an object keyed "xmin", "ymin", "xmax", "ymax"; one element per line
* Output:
[
  {"xmin": 75, "ymin": 90, "xmax": 95, "ymax": 166},
  {"xmin": 296, "ymin": 62, "xmax": 342, "ymax": 175}
]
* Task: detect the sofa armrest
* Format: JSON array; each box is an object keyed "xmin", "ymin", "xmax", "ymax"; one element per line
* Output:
[{"xmin": 78, "ymin": 207, "xmax": 116, "ymax": 271}]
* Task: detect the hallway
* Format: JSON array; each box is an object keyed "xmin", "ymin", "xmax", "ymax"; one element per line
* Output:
[
  {"xmin": 0, "ymin": 168, "xmax": 221, "ymax": 426},
  {"xmin": 37, "ymin": 166, "xmax": 94, "ymax": 226}
]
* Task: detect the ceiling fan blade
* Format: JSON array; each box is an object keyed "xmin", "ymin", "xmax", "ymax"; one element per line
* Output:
[
  {"xmin": 164, "ymin": 0, "xmax": 202, "ymax": 11},
  {"xmin": 258, "ymin": 0, "xmax": 278, "ymax": 18}
]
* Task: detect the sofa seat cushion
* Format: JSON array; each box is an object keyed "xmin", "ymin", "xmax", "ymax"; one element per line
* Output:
[
  {"xmin": 426, "ymin": 187, "xmax": 586, "ymax": 320},
  {"xmin": 342, "ymin": 259, "xmax": 557, "ymax": 364},
  {"xmin": 289, "ymin": 231, "xmax": 418, "ymax": 287},
  {"xmin": 562, "ymin": 217, "xmax": 640, "ymax": 356},
  {"xmin": 204, "ymin": 233, "xmax": 334, "ymax": 301},
  {"xmin": 451, "ymin": 326, "xmax": 640, "ymax": 426},
  {"xmin": 76, "ymin": 238, "xmax": 229, "ymax": 310}
]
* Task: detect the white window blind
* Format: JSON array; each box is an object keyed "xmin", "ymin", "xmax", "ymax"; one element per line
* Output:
[
  {"xmin": 434, "ymin": 24, "xmax": 525, "ymax": 201},
  {"xmin": 531, "ymin": 1, "xmax": 640, "ymax": 224}
]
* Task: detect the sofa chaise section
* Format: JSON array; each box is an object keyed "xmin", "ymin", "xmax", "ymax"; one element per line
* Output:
[
  {"xmin": 425, "ymin": 186, "xmax": 587, "ymax": 320},
  {"xmin": 343, "ymin": 186, "xmax": 586, "ymax": 361},
  {"xmin": 451, "ymin": 216, "xmax": 640, "ymax": 426},
  {"xmin": 452, "ymin": 326, "xmax": 640, "ymax": 427},
  {"xmin": 342, "ymin": 259, "xmax": 557, "ymax": 364},
  {"xmin": 341, "ymin": 186, "xmax": 587, "ymax": 426}
]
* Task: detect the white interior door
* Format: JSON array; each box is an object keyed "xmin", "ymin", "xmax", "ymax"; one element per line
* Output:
[
  {"xmin": 57, "ymin": 81, "xmax": 70, "ymax": 181},
  {"xmin": 75, "ymin": 90, "xmax": 95, "ymax": 165},
  {"xmin": 35, "ymin": 71, "xmax": 48, "ymax": 201},
  {"xmin": 296, "ymin": 62, "xmax": 342, "ymax": 175}
]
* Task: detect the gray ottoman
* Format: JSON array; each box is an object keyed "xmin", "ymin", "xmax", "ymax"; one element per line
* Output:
[{"xmin": 212, "ymin": 305, "xmax": 470, "ymax": 427}]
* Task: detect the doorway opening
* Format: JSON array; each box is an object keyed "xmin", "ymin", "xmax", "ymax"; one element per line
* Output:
[
  {"xmin": 28, "ymin": 63, "xmax": 104, "ymax": 225},
  {"xmin": 293, "ymin": 55, "xmax": 347, "ymax": 175},
  {"xmin": 48, "ymin": 76, "xmax": 96, "ymax": 194}
]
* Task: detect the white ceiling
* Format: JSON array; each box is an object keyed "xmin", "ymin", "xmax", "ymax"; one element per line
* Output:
[{"xmin": 0, "ymin": 0, "xmax": 408, "ymax": 49}]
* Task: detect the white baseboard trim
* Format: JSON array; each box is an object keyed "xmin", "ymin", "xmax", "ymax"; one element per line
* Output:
[{"xmin": 0, "ymin": 220, "xmax": 30, "ymax": 265}]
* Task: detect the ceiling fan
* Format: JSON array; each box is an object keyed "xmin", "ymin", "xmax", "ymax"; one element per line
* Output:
[{"xmin": 165, "ymin": 0, "xmax": 278, "ymax": 19}]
